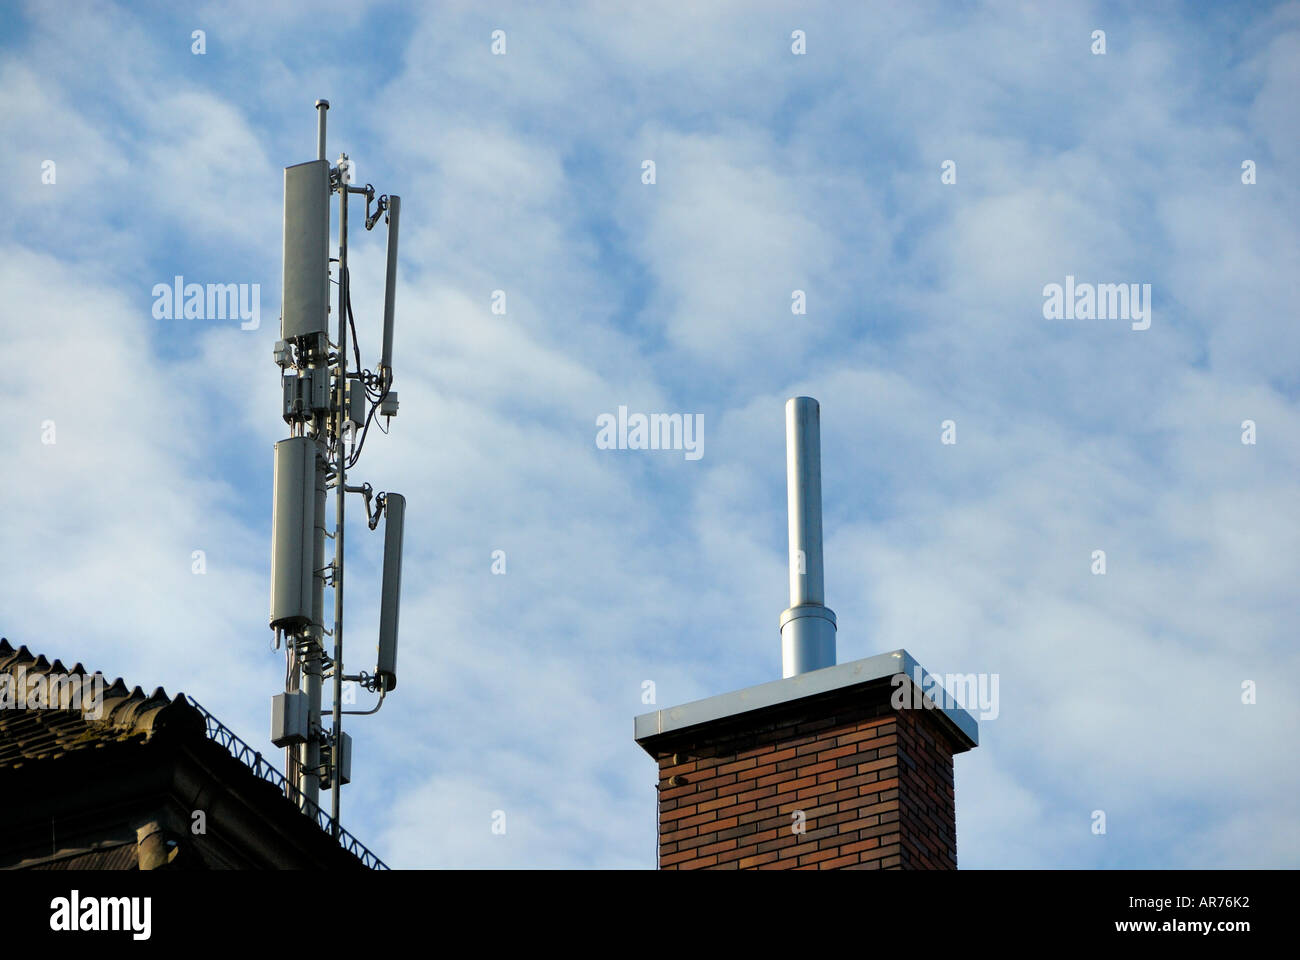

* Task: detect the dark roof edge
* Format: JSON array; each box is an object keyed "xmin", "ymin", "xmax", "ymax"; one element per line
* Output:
[{"xmin": 0, "ymin": 636, "xmax": 387, "ymax": 869}]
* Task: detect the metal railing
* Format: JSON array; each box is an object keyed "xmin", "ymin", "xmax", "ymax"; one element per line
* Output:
[{"xmin": 185, "ymin": 696, "xmax": 389, "ymax": 870}]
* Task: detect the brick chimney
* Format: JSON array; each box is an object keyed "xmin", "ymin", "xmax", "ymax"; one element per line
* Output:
[
  {"xmin": 634, "ymin": 650, "xmax": 978, "ymax": 869},
  {"xmin": 634, "ymin": 399, "xmax": 979, "ymax": 869}
]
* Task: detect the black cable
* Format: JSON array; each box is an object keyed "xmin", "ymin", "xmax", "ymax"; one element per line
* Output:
[
  {"xmin": 346, "ymin": 390, "xmax": 379, "ymax": 468},
  {"xmin": 344, "ymin": 265, "xmax": 362, "ymax": 375},
  {"xmin": 341, "ymin": 263, "xmax": 369, "ymax": 466},
  {"xmin": 347, "ymin": 365, "xmax": 396, "ymax": 467},
  {"xmin": 338, "ymin": 261, "xmax": 394, "ymax": 468}
]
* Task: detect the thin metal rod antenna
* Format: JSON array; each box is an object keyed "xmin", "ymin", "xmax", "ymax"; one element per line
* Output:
[
  {"xmin": 316, "ymin": 99, "xmax": 328, "ymax": 162},
  {"xmin": 330, "ymin": 151, "xmax": 348, "ymax": 839}
]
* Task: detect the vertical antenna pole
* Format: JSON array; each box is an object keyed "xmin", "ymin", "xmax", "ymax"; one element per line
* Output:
[
  {"xmin": 779, "ymin": 397, "xmax": 837, "ymax": 677},
  {"xmin": 315, "ymin": 99, "xmax": 329, "ymax": 162},
  {"xmin": 299, "ymin": 98, "xmax": 329, "ymax": 812},
  {"xmin": 330, "ymin": 156, "xmax": 349, "ymax": 838},
  {"xmin": 294, "ymin": 98, "xmax": 328, "ymax": 812},
  {"xmin": 299, "ymin": 444, "xmax": 326, "ymax": 810}
]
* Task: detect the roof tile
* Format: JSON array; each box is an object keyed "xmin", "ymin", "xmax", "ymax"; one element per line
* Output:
[{"xmin": 0, "ymin": 637, "xmax": 199, "ymax": 769}]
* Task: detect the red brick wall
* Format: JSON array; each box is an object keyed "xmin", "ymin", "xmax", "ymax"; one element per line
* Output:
[{"xmin": 652, "ymin": 687, "xmax": 960, "ymax": 869}]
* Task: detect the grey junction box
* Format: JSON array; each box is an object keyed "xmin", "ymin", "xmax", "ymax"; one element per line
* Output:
[{"xmin": 271, "ymin": 690, "xmax": 309, "ymax": 747}]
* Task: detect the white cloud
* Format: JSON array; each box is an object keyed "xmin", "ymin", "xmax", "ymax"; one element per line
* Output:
[{"xmin": 1, "ymin": 0, "xmax": 1296, "ymax": 871}]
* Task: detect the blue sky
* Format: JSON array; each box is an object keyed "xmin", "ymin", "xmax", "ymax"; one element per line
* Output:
[{"xmin": 1, "ymin": 0, "xmax": 1297, "ymax": 868}]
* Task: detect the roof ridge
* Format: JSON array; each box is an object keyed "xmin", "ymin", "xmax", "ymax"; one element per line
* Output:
[{"xmin": 0, "ymin": 636, "xmax": 195, "ymax": 739}]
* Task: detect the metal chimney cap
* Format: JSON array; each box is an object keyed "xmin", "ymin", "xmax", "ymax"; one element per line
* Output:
[{"xmin": 634, "ymin": 649, "xmax": 979, "ymax": 751}]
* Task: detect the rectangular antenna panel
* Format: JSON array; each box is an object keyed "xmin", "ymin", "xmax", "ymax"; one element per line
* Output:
[
  {"xmin": 379, "ymin": 195, "xmax": 401, "ymax": 376},
  {"xmin": 280, "ymin": 159, "xmax": 331, "ymax": 341},
  {"xmin": 376, "ymin": 493, "xmax": 405, "ymax": 691},
  {"xmin": 270, "ymin": 436, "xmax": 318, "ymax": 630}
]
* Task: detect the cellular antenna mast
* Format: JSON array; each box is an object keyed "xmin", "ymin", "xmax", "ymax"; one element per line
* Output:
[{"xmin": 269, "ymin": 99, "xmax": 405, "ymax": 836}]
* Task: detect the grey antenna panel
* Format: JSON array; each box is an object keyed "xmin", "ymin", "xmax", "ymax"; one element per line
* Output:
[
  {"xmin": 270, "ymin": 436, "xmax": 318, "ymax": 630},
  {"xmin": 280, "ymin": 159, "xmax": 331, "ymax": 341},
  {"xmin": 379, "ymin": 195, "xmax": 401, "ymax": 377},
  {"xmin": 376, "ymin": 493, "xmax": 405, "ymax": 691}
]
